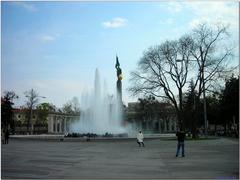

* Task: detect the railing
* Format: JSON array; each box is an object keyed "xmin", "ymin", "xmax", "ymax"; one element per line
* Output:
[{"xmin": 14, "ymin": 125, "xmax": 48, "ymax": 135}]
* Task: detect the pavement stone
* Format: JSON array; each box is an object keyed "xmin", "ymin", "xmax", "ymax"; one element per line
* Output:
[{"xmin": 1, "ymin": 137, "xmax": 239, "ymax": 179}]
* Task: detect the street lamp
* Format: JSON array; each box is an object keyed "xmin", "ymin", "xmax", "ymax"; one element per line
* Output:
[
  {"xmin": 176, "ymin": 59, "xmax": 208, "ymax": 136},
  {"xmin": 202, "ymin": 73, "xmax": 208, "ymax": 136},
  {"xmin": 25, "ymin": 95, "xmax": 46, "ymax": 134}
]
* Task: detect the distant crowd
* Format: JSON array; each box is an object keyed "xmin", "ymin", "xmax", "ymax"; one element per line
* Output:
[{"xmin": 64, "ymin": 132, "xmax": 128, "ymax": 138}]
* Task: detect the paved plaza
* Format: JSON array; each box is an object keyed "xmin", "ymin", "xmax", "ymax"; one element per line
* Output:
[{"xmin": 1, "ymin": 137, "xmax": 239, "ymax": 179}]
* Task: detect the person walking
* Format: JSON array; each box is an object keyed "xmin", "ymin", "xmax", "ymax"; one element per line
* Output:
[
  {"xmin": 176, "ymin": 128, "xmax": 185, "ymax": 157},
  {"xmin": 137, "ymin": 130, "xmax": 145, "ymax": 147}
]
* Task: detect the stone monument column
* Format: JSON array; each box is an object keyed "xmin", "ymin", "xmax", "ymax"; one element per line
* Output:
[
  {"xmin": 64, "ymin": 118, "xmax": 67, "ymax": 133},
  {"xmin": 48, "ymin": 115, "xmax": 54, "ymax": 133},
  {"xmin": 115, "ymin": 55, "xmax": 124, "ymax": 126},
  {"xmin": 115, "ymin": 55, "xmax": 123, "ymax": 104}
]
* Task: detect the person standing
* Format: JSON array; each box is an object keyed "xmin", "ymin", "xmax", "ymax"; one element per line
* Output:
[
  {"xmin": 5, "ymin": 129, "xmax": 9, "ymax": 144},
  {"xmin": 137, "ymin": 130, "xmax": 145, "ymax": 147},
  {"xmin": 2, "ymin": 129, "xmax": 5, "ymax": 144},
  {"xmin": 176, "ymin": 129, "xmax": 185, "ymax": 157}
]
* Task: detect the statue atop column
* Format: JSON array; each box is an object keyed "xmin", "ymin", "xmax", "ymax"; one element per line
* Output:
[{"xmin": 115, "ymin": 55, "xmax": 122, "ymax": 103}]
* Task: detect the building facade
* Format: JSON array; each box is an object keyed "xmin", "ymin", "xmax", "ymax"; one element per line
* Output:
[
  {"xmin": 125, "ymin": 102, "xmax": 177, "ymax": 133},
  {"xmin": 47, "ymin": 113, "xmax": 79, "ymax": 134},
  {"xmin": 12, "ymin": 102, "xmax": 176, "ymax": 134},
  {"xmin": 12, "ymin": 109, "xmax": 80, "ymax": 134},
  {"xmin": 13, "ymin": 109, "xmax": 48, "ymax": 134}
]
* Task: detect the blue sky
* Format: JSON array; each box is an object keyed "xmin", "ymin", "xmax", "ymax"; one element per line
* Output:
[{"xmin": 1, "ymin": 1, "xmax": 239, "ymax": 108}]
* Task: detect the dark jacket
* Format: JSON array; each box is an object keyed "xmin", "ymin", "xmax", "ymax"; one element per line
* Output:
[
  {"xmin": 5, "ymin": 131, "xmax": 9, "ymax": 139},
  {"xmin": 176, "ymin": 131, "xmax": 185, "ymax": 142}
]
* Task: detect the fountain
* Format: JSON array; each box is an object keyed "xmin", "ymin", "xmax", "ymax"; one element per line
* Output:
[{"xmin": 69, "ymin": 57, "xmax": 127, "ymax": 135}]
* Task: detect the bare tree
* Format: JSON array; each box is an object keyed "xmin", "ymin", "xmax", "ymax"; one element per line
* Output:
[
  {"xmin": 71, "ymin": 97, "xmax": 80, "ymax": 113},
  {"xmin": 129, "ymin": 23, "xmax": 235, "ymax": 131},
  {"xmin": 62, "ymin": 97, "xmax": 80, "ymax": 114},
  {"xmin": 188, "ymin": 23, "xmax": 235, "ymax": 136},
  {"xmin": 129, "ymin": 36, "xmax": 194, "ymax": 129},
  {"xmin": 190, "ymin": 23, "xmax": 234, "ymax": 98},
  {"xmin": 24, "ymin": 89, "xmax": 41, "ymax": 134}
]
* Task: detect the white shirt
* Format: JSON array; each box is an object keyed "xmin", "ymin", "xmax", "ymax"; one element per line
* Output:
[{"xmin": 137, "ymin": 132, "xmax": 144, "ymax": 142}]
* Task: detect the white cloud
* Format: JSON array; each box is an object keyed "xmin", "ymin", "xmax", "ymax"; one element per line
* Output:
[
  {"xmin": 11, "ymin": 2, "xmax": 37, "ymax": 12},
  {"xmin": 102, "ymin": 17, "xmax": 128, "ymax": 28},
  {"xmin": 167, "ymin": 2, "xmax": 183, "ymax": 13},
  {"xmin": 185, "ymin": 1, "xmax": 238, "ymax": 30},
  {"xmin": 166, "ymin": 1, "xmax": 238, "ymax": 34},
  {"xmin": 189, "ymin": 17, "xmax": 211, "ymax": 29},
  {"xmin": 42, "ymin": 35, "xmax": 55, "ymax": 42},
  {"xmin": 39, "ymin": 34, "xmax": 60, "ymax": 43}
]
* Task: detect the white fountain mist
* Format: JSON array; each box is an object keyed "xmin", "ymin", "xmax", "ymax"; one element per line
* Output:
[{"xmin": 69, "ymin": 68, "xmax": 127, "ymax": 135}]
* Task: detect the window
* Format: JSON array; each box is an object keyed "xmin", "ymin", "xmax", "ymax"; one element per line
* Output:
[
  {"xmin": 155, "ymin": 122, "xmax": 159, "ymax": 131},
  {"xmin": 57, "ymin": 123, "xmax": 60, "ymax": 132},
  {"xmin": 142, "ymin": 122, "xmax": 146, "ymax": 130}
]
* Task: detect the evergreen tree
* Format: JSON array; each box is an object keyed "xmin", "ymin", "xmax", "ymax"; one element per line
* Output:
[
  {"xmin": 182, "ymin": 80, "xmax": 199, "ymax": 138},
  {"xmin": 1, "ymin": 91, "xmax": 18, "ymax": 133},
  {"xmin": 220, "ymin": 76, "xmax": 239, "ymax": 133}
]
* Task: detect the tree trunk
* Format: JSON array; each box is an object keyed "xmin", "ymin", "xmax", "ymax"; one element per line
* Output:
[
  {"xmin": 224, "ymin": 123, "xmax": 227, "ymax": 136},
  {"xmin": 191, "ymin": 96, "xmax": 200, "ymax": 139},
  {"xmin": 177, "ymin": 110, "xmax": 184, "ymax": 130},
  {"xmin": 214, "ymin": 123, "xmax": 217, "ymax": 136},
  {"xmin": 26, "ymin": 108, "xmax": 32, "ymax": 134},
  {"xmin": 177, "ymin": 89, "xmax": 185, "ymax": 130}
]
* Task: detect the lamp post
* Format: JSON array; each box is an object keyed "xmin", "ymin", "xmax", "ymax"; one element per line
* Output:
[
  {"xmin": 26, "ymin": 95, "xmax": 46, "ymax": 134},
  {"xmin": 202, "ymin": 71, "xmax": 208, "ymax": 136},
  {"xmin": 176, "ymin": 59, "xmax": 208, "ymax": 136}
]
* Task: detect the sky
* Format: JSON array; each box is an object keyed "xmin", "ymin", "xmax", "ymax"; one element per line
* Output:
[{"xmin": 1, "ymin": 1, "xmax": 239, "ymax": 108}]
